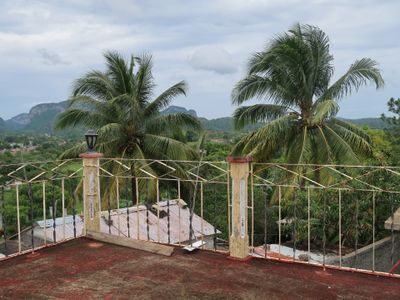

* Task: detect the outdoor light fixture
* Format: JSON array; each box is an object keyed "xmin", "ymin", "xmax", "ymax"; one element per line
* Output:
[{"xmin": 85, "ymin": 129, "xmax": 98, "ymax": 152}]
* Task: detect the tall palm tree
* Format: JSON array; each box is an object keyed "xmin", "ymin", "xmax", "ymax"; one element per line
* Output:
[
  {"xmin": 56, "ymin": 51, "xmax": 202, "ymax": 204},
  {"xmin": 232, "ymin": 24, "xmax": 384, "ymax": 165},
  {"xmin": 56, "ymin": 51, "xmax": 201, "ymax": 160}
]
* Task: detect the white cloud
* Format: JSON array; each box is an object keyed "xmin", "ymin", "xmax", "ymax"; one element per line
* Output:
[
  {"xmin": 0, "ymin": 0, "xmax": 399, "ymax": 119},
  {"xmin": 189, "ymin": 46, "xmax": 237, "ymax": 74}
]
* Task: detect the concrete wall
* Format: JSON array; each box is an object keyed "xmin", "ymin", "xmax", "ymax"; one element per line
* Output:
[
  {"xmin": 332, "ymin": 234, "xmax": 400, "ymax": 274},
  {"xmin": 182, "ymin": 235, "xmax": 216, "ymax": 250}
]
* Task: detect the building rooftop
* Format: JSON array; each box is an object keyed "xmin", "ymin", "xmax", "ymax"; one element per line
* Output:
[{"xmin": 0, "ymin": 238, "xmax": 399, "ymax": 299}]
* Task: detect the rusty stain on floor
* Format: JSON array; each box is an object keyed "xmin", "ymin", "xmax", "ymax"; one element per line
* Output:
[{"xmin": 0, "ymin": 238, "xmax": 399, "ymax": 299}]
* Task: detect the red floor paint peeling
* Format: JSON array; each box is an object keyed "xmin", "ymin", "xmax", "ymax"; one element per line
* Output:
[{"xmin": 0, "ymin": 237, "xmax": 399, "ymax": 299}]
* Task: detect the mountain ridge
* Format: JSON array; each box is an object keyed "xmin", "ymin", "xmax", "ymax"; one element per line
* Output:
[{"xmin": 1, "ymin": 100, "xmax": 387, "ymax": 135}]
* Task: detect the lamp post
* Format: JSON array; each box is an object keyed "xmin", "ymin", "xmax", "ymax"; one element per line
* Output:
[
  {"xmin": 84, "ymin": 129, "xmax": 98, "ymax": 153},
  {"xmin": 80, "ymin": 130, "xmax": 102, "ymax": 234}
]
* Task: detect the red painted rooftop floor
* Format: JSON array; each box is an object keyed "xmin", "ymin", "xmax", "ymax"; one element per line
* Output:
[{"xmin": 0, "ymin": 238, "xmax": 399, "ymax": 299}]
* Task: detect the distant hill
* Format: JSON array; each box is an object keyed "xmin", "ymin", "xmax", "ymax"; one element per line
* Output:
[
  {"xmin": 339, "ymin": 117, "xmax": 387, "ymax": 129},
  {"xmin": 0, "ymin": 117, "xmax": 5, "ymax": 132},
  {"xmin": 4, "ymin": 101, "xmax": 68, "ymax": 132},
  {"xmin": 161, "ymin": 105, "xmax": 197, "ymax": 117},
  {"xmin": 1, "ymin": 102, "xmax": 199, "ymax": 136},
  {"xmin": 2, "ymin": 101, "xmax": 83, "ymax": 137},
  {"xmin": 200, "ymin": 117, "xmax": 387, "ymax": 132},
  {"xmin": 0, "ymin": 100, "xmax": 388, "ymax": 136},
  {"xmin": 200, "ymin": 117, "xmax": 232, "ymax": 131}
]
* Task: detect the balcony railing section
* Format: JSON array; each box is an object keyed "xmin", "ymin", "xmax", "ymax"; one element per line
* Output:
[
  {"xmin": 0, "ymin": 159, "xmax": 84, "ymax": 259},
  {"xmin": 1, "ymin": 157, "xmax": 400, "ymax": 277},
  {"xmin": 249, "ymin": 163, "xmax": 400, "ymax": 276},
  {"xmin": 97, "ymin": 158, "xmax": 230, "ymax": 251}
]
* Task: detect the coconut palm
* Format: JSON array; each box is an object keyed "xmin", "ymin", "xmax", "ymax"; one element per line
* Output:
[
  {"xmin": 55, "ymin": 51, "xmax": 202, "ymax": 204},
  {"xmin": 56, "ymin": 51, "xmax": 201, "ymax": 161},
  {"xmin": 232, "ymin": 24, "xmax": 384, "ymax": 165}
]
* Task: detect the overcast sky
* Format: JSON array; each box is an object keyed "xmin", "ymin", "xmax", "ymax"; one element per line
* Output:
[{"xmin": 0, "ymin": 0, "xmax": 399, "ymax": 120}]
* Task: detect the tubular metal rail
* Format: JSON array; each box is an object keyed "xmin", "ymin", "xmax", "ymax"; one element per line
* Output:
[
  {"xmin": 249, "ymin": 162, "xmax": 400, "ymax": 276},
  {"xmin": 96, "ymin": 158, "xmax": 230, "ymax": 251},
  {"xmin": 1, "ymin": 158, "xmax": 400, "ymax": 278},
  {"xmin": 0, "ymin": 159, "xmax": 84, "ymax": 259}
]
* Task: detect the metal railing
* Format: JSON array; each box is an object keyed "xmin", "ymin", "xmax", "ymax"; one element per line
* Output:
[
  {"xmin": 97, "ymin": 158, "xmax": 230, "ymax": 251},
  {"xmin": 249, "ymin": 162, "xmax": 400, "ymax": 276},
  {"xmin": 0, "ymin": 159, "xmax": 84, "ymax": 259},
  {"xmin": 1, "ymin": 157, "xmax": 400, "ymax": 278}
]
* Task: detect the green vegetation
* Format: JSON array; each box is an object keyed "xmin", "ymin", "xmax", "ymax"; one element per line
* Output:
[
  {"xmin": 56, "ymin": 51, "xmax": 201, "ymax": 160},
  {"xmin": 232, "ymin": 24, "xmax": 384, "ymax": 166}
]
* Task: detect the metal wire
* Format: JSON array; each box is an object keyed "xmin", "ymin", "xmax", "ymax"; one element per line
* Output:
[
  {"xmin": 107, "ymin": 177, "xmax": 111, "ymax": 235},
  {"xmin": 126, "ymin": 180, "xmax": 130, "ymax": 238},
  {"xmin": 307, "ymin": 188, "xmax": 311, "ymax": 264},
  {"xmin": 293, "ymin": 191, "xmax": 297, "ymax": 262},
  {"xmin": 264, "ymin": 186, "xmax": 268, "ymax": 259},
  {"xmin": 28, "ymin": 182, "xmax": 34, "ymax": 251},
  {"xmin": 372, "ymin": 191, "xmax": 375, "ymax": 272},
  {"xmin": 355, "ymin": 197, "xmax": 359, "ymax": 270},
  {"xmin": 338, "ymin": 189, "xmax": 342, "ymax": 268},
  {"xmin": 51, "ymin": 179, "xmax": 56, "ymax": 244},
  {"xmin": 1, "ymin": 186, "xmax": 7, "ymax": 256}
]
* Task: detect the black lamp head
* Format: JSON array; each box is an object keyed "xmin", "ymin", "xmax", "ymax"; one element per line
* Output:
[{"xmin": 85, "ymin": 129, "xmax": 98, "ymax": 152}]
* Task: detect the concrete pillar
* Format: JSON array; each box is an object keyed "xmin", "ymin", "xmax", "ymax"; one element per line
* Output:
[
  {"xmin": 79, "ymin": 152, "xmax": 103, "ymax": 234},
  {"xmin": 227, "ymin": 156, "xmax": 252, "ymax": 260}
]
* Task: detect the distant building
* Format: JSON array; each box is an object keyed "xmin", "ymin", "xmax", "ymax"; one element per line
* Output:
[{"xmin": 0, "ymin": 199, "xmax": 219, "ymax": 256}]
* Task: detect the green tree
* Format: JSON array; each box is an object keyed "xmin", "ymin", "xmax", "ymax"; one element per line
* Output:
[
  {"xmin": 232, "ymin": 24, "xmax": 384, "ymax": 165},
  {"xmin": 55, "ymin": 51, "xmax": 202, "ymax": 205},
  {"xmin": 56, "ymin": 51, "xmax": 201, "ymax": 161},
  {"xmin": 381, "ymin": 97, "xmax": 400, "ymax": 165}
]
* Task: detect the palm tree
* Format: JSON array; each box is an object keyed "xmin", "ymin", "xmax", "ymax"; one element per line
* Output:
[
  {"xmin": 232, "ymin": 24, "xmax": 384, "ymax": 166},
  {"xmin": 55, "ymin": 51, "xmax": 202, "ymax": 204},
  {"xmin": 56, "ymin": 51, "xmax": 201, "ymax": 160}
]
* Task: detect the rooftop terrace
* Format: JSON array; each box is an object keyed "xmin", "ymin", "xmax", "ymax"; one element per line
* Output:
[
  {"xmin": 0, "ymin": 238, "xmax": 399, "ymax": 299},
  {"xmin": 2, "ymin": 156, "xmax": 400, "ymax": 298}
]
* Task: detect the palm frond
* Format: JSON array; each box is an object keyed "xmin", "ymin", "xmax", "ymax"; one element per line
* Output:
[
  {"xmin": 144, "ymin": 81, "xmax": 188, "ymax": 117},
  {"xmin": 327, "ymin": 123, "xmax": 372, "ymax": 156},
  {"xmin": 233, "ymin": 104, "xmax": 289, "ymax": 130},
  {"xmin": 145, "ymin": 113, "xmax": 202, "ymax": 134},
  {"xmin": 59, "ymin": 142, "xmax": 87, "ymax": 159},
  {"xmin": 319, "ymin": 58, "xmax": 384, "ymax": 101},
  {"xmin": 55, "ymin": 109, "xmax": 107, "ymax": 129},
  {"xmin": 312, "ymin": 100, "xmax": 339, "ymax": 124},
  {"xmin": 134, "ymin": 53, "xmax": 154, "ymax": 106},
  {"xmin": 231, "ymin": 74, "xmax": 296, "ymax": 106},
  {"xmin": 329, "ymin": 118, "xmax": 371, "ymax": 142},
  {"xmin": 286, "ymin": 127, "xmax": 311, "ymax": 165},
  {"xmin": 143, "ymin": 134, "xmax": 197, "ymax": 160},
  {"xmin": 71, "ymin": 70, "xmax": 115, "ymax": 100},
  {"xmin": 104, "ymin": 50, "xmax": 133, "ymax": 94},
  {"xmin": 233, "ymin": 114, "xmax": 297, "ymax": 160},
  {"xmin": 322, "ymin": 125, "xmax": 362, "ymax": 163}
]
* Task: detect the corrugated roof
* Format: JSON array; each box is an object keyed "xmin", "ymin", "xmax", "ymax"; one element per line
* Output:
[{"xmin": 33, "ymin": 199, "xmax": 218, "ymax": 245}]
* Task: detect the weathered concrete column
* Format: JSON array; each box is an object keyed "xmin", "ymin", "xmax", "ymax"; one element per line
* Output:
[
  {"xmin": 227, "ymin": 156, "xmax": 252, "ymax": 260},
  {"xmin": 79, "ymin": 152, "xmax": 103, "ymax": 234}
]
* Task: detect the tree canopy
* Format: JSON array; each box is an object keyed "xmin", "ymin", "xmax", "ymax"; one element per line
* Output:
[
  {"xmin": 232, "ymin": 24, "xmax": 384, "ymax": 165},
  {"xmin": 56, "ymin": 51, "xmax": 201, "ymax": 161}
]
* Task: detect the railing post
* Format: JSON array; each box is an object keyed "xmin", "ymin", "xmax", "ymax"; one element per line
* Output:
[
  {"xmin": 80, "ymin": 152, "xmax": 103, "ymax": 234},
  {"xmin": 227, "ymin": 156, "xmax": 252, "ymax": 260}
]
